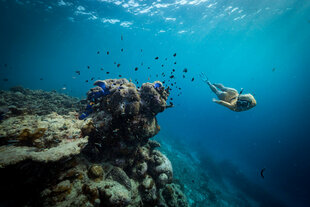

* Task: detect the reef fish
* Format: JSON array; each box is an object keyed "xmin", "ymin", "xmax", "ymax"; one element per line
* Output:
[{"xmin": 261, "ymin": 168, "xmax": 266, "ymax": 179}]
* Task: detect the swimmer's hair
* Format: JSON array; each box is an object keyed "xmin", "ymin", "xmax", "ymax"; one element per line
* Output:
[{"xmin": 238, "ymin": 94, "xmax": 256, "ymax": 106}]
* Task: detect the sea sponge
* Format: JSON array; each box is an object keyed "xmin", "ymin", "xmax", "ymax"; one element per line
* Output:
[
  {"xmin": 102, "ymin": 79, "xmax": 141, "ymax": 117},
  {"xmin": 81, "ymin": 119, "xmax": 95, "ymax": 136},
  {"xmin": 107, "ymin": 166, "xmax": 132, "ymax": 190},
  {"xmin": 132, "ymin": 162, "xmax": 148, "ymax": 177},
  {"xmin": 158, "ymin": 183, "xmax": 189, "ymax": 207},
  {"xmin": 18, "ymin": 128, "xmax": 46, "ymax": 146},
  {"xmin": 149, "ymin": 150, "xmax": 173, "ymax": 185},
  {"xmin": 140, "ymin": 175, "xmax": 157, "ymax": 204},
  {"xmin": 88, "ymin": 164, "xmax": 104, "ymax": 180},
  {"xmin": 148, "ymin": 140, "xmax": 161, "ymax": 149},
  {"xmin": 98, "ymin": 182, "xmax": 131, "ymax": 206},
  {"xmin": 82, "ymin": 184, "xmax": 99, "ymax": 204},
  {"xmin": 140, "ymin": 81, "xmax": 169, "ymax": 115}
]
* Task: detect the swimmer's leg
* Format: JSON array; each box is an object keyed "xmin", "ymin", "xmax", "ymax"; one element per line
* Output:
[
  {"xmin": 207, "ymin": 81, "xmax": 222, "ymax": 96},
  {"xmin": 214, "ymin": 83, "xmax": 238, "ymax": 98},
  {"xmin": 213, "ymin": 83, "xmax": 229, "ymax": 91}
]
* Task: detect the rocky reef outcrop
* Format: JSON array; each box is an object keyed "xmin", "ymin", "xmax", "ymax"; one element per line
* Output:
[
  {"xmin": 0, "ymin": 86, "xmax": 82, "ymax": 118},
  {"xmin": 0, "ymin": 80, "xmax": 188, "ymax": 207}
]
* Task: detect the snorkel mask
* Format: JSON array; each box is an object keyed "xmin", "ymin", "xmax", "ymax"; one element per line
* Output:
[{"xmin": 236, "ymin": 94, "xmax": 256, "ymax": 110}]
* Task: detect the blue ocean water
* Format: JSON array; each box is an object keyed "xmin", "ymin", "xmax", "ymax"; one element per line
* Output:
[{"xmin": 0, "ymin": 0, "xmax": 310, "ymax": 206}]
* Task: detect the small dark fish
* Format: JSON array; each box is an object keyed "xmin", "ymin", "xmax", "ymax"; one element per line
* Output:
[
  {"xmin": 183, "ymin": 68, "xmax": 188, "ymax": 73},
  {"xmin": 121, "ymin": 35, "xmax": 123, "ymax": 40},
  {"xmin": 192, "ymin": 180, "xmax": 195, "ymax": 183},
  {"xmin": 173, "ymin": 53, "xmax": 176, "ymax": 57},
  {"xmin": 141, "ymin": 49, "xmax": 143, "ymax": 52},
  {"xmin": 121, "ymin": 48, "xmax": 123, "ymax": 52},
  {"xmin": 148, "ymin": 67, "xmax": 150, "ymax": 69},
  {"xmin": 183, "ymin": 75, "xmax": 185, "ymax": 78},
  {"xmin": 155, "ymin": 57, "xmax": 159, "ymax": 60},
  {"xmin": 106, "ymin": 72, "xmax": 110, "ymax": 74},
  {"xmin": 91, "ymin": 77, "xmax": 94, "ymax": 80},
  {"xmin": 174, "ymin": 62, "xmax": 176, "ymax": 64},
  {"xmin": 100, "ymin": 68, "xmax": 103, "ymax": 71},
  {"xmin": 114, "ymin": 62, "xmax": 116, "ymax": 64},
  {"xmin": 272, "ymin": 68, "xmax": 276, "ymax": 72},
  {"xmin": 3, "ymin": 78, "xmax": 8, "ymax": 81},
  {"xmin": 162, "ymin": 65, "xmax": 164, "ymax": 67},
  {"xmin": 171, "ymin": 83, "xmax": 174, "ymax": 86},
  {"xmin": 85, "ymin": 80, "xmax": 88, "ymax": 82},
  {"xmin": 97, "ymin": 51, "xmax": 100, "ymax": 54},
  {"xmin": 165, "ymin": 58, "xmax": 167, "ymax": 61},
  {"xmin": 163, "ymin": 81, "xmax": 165, "ymax": 84},
  {"xmin": 141, "ymin": 62, "xmax": 143, "ymax": 66},
  {"xmin": 179, "ymin": 87, "xmax": 181, "ymax": 90},
  {"xmin": 75, "ymin": 70, "xmax": 81, "ymax": 75},
  {"xmin": 170, "ymin": 75, "xmax": 174, "ymax": 78},
  {"xmin": 117, "ymin": 64, "xmax": 120, "ymax": 67},
  {"xmin": 119, "ymin": 75, "xmax": 122, "ymax": 77},
  {"xmin": 87, "ymin": 66, "xmax": 90, "ymax": 69},
  {"xmin": 156, "ymin": 74, "xmax": 158, "ymax": 77},
  {"xmin": 260, "ymin": 168, "xmax": 266, "ymax": 179},
  {"xmin": 40, "ymin": 78, "xmax": 43, "ymax": 80},
  {"xmin": 169, "ymin": 101, "xmax": 173, "ymax": 105},
  {"xmin": 170, "ymin": 98, "xmax": 173, "ymax": 100},
  {"xmin": 135, "ymin": 67, "xmax": 138, "ymax": 71},
  {"xmin": 172, "ymin": 69, "xmax": 175, "ymax": 72},
  {"xmin": 107, "ymin": 51, "xmax": 109, "ymax": 55},
  {"xmin": 191, "ymin": 77, "xmax": 194, "ymax": 82}
]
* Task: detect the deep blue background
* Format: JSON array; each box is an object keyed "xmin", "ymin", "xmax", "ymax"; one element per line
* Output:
[{"xmin": 1, "ymin": 0, "xmax": 310, "ymax": 206}]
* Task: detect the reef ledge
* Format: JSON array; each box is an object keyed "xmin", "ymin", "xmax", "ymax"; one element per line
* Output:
[{"xmin": 0, "ymin": 79, "xmax": 188, "ymax": 207}]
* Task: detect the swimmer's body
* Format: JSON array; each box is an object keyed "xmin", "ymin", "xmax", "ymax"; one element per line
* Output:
[{"xmin": 200, "ymin": 72, "xmax": 256, "ymax": 112}]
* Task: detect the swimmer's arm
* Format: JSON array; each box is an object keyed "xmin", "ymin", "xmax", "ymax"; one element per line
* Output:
[{"xmin": 212, "ymin": 99, "xmax": 234, "ymax": 110}]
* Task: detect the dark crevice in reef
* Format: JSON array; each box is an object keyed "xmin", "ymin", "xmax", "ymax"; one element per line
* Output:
[{"xmin": 0, "ymin": 79, "xmax": 188, "ymax": 207}]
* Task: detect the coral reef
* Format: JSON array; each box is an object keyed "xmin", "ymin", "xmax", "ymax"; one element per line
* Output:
[
  {"xmin": 0, "ymin": 112, "xmax": 88, "ymax": 167},
  {"xmin": 0, "ymin": 86, "xmax": 82, "ymax": 119},
  {"xmin": 0, "ymin": 79, "xmax": 188, "ymax": 207}
]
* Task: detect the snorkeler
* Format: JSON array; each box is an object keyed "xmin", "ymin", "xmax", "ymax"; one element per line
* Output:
[{"xmin": 200, "ymin": 72, "xmax": 256, "ymax": 112}]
